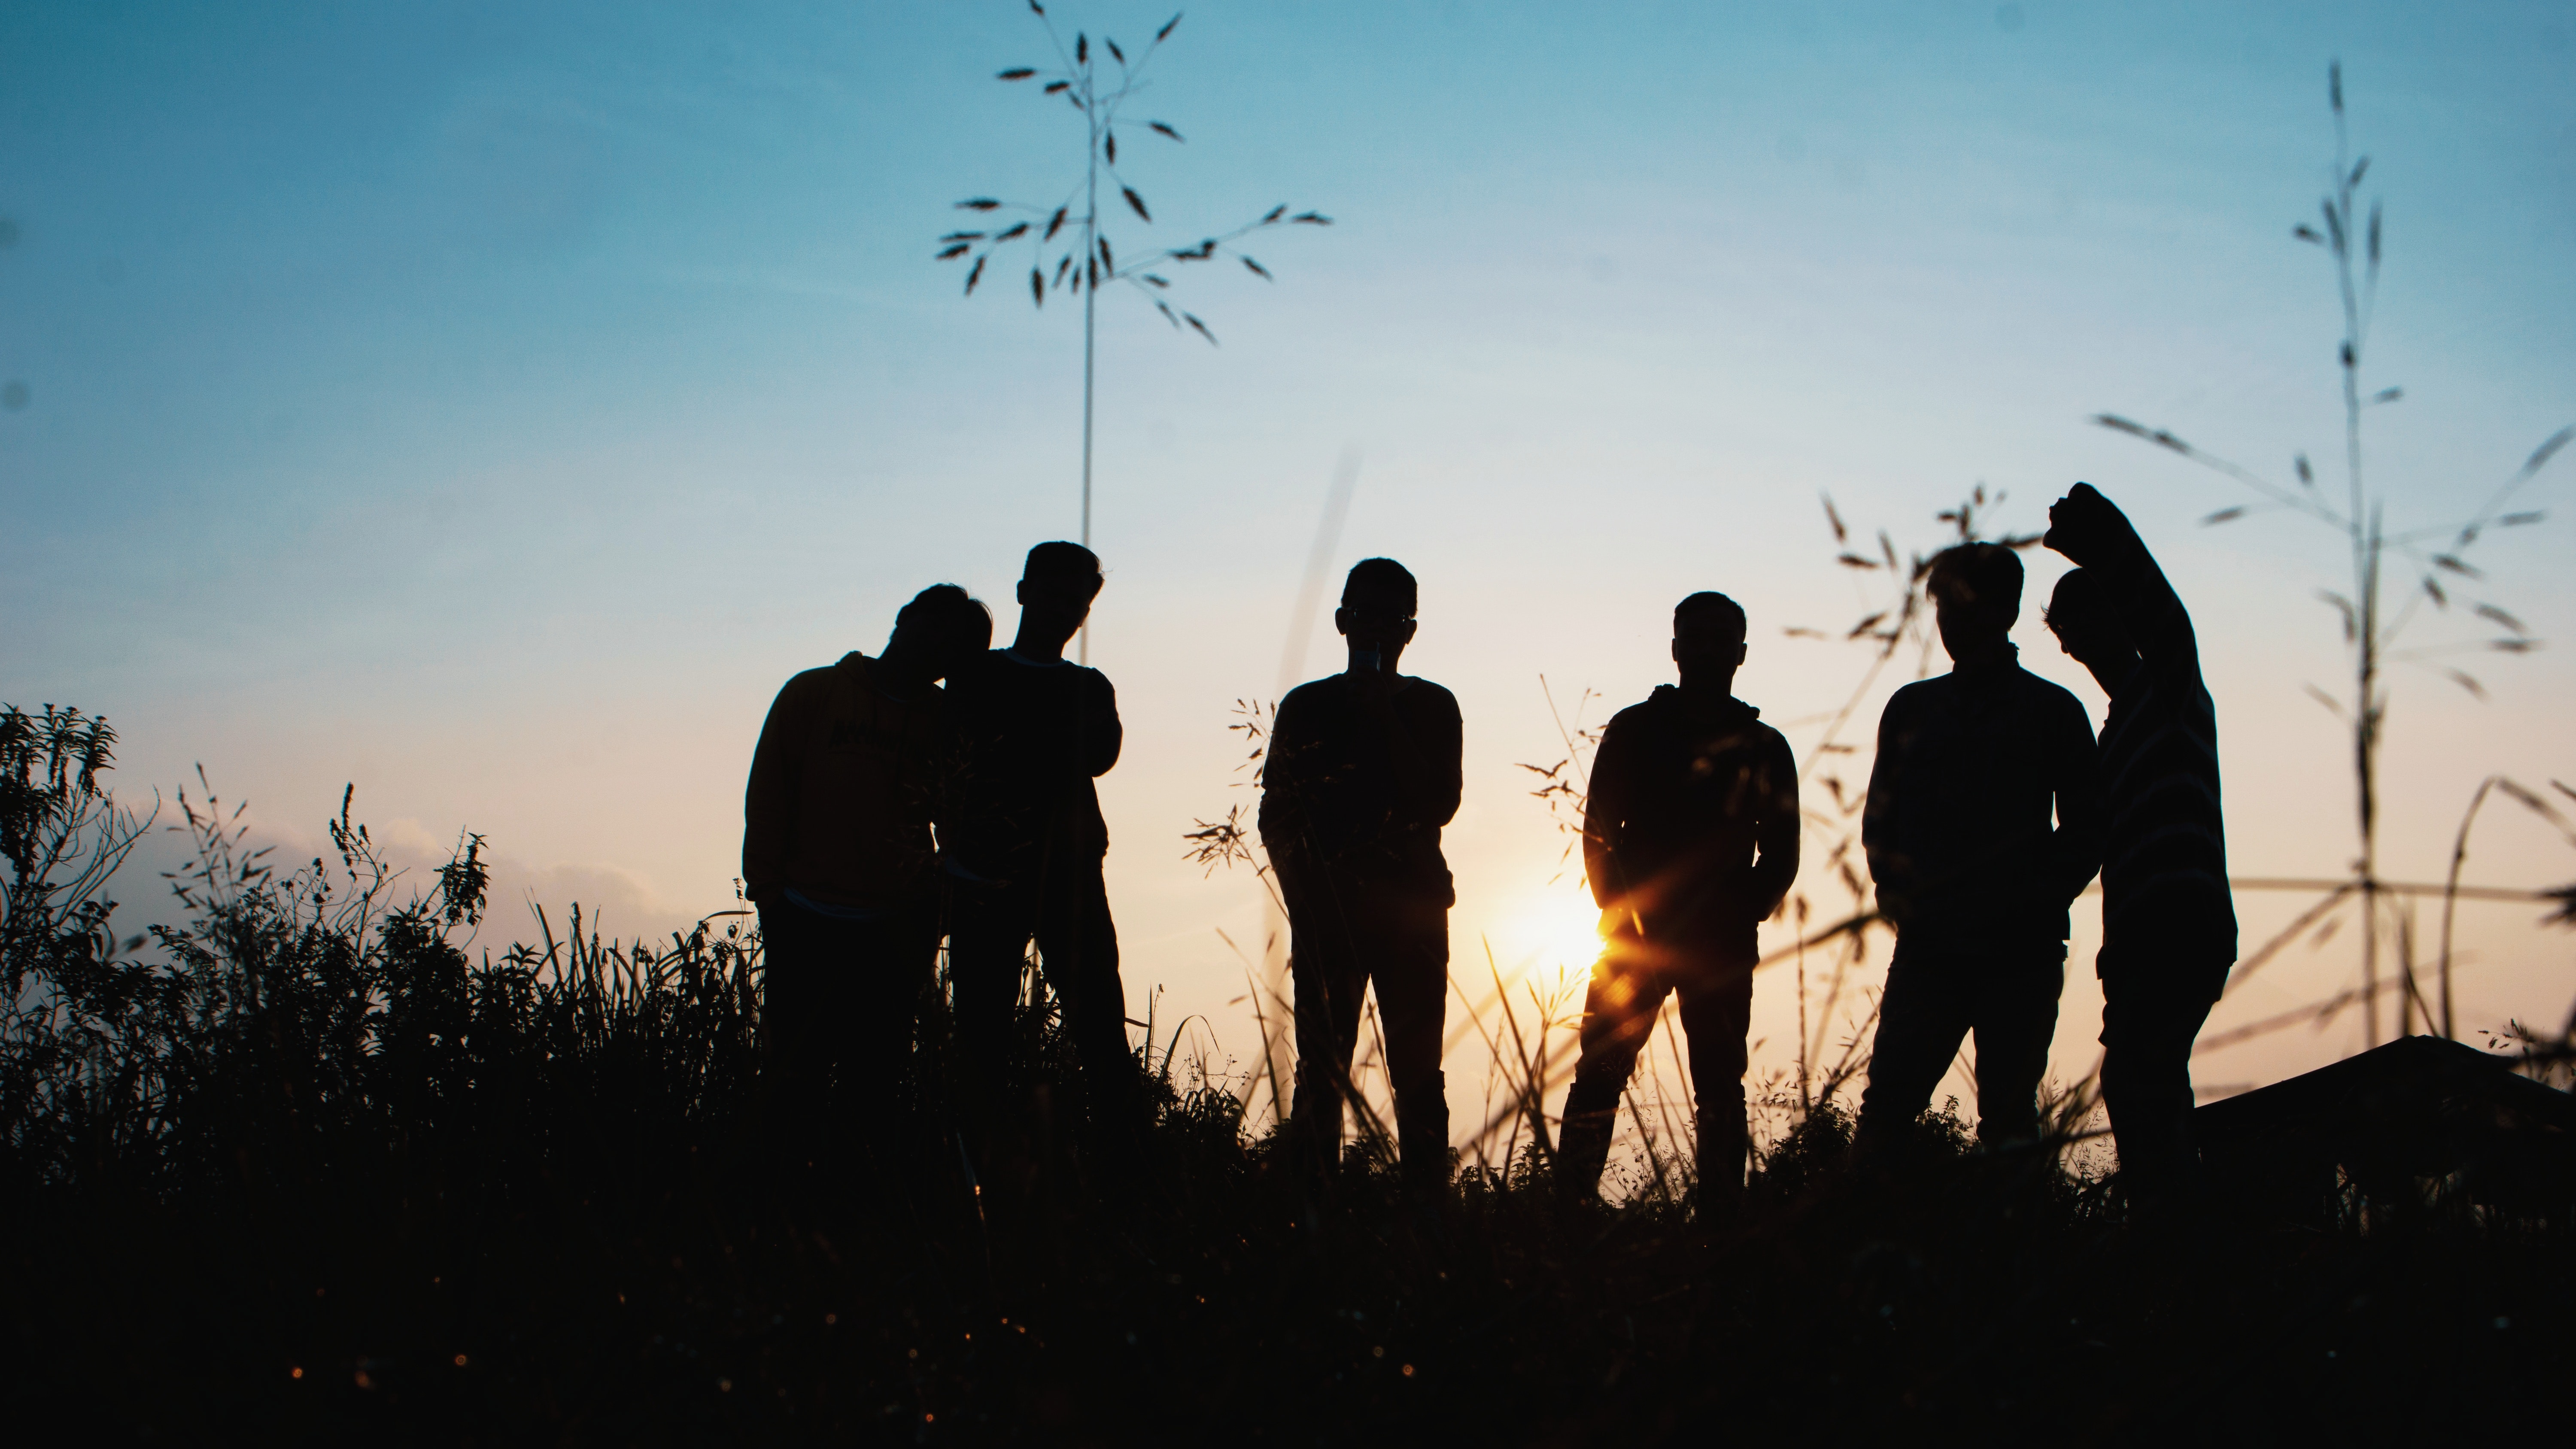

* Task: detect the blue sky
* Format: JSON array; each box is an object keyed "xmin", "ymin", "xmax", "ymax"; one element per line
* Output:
[{"xmin": 4, "ymin": 1, "xmax": 2572, "ymax": 1128}]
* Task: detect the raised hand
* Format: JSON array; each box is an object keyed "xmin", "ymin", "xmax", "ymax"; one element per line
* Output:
[{"xmin": 2044, "ymin": 482, "xmax": 2139, "ymax": 567}]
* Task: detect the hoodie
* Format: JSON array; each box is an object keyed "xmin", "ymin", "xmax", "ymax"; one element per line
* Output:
[{"xmin": 1583, "ymin": 688, "xmax": 1800, "ymax": 952}]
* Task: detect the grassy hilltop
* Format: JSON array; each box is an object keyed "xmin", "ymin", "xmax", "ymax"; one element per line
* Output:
[{"xmin": 5, "ymin": 708, "xmax": 2570, "ymax": 1444}]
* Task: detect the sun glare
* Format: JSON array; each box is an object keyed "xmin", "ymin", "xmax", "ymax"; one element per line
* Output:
[{"xmin": 1496, "ymin": 891, "xmax": 1610, "ymax": 981}]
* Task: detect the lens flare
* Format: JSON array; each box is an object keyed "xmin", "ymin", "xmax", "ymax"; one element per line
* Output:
[{"xmin": 1496, "ymin": 891, "xmax": 1607, "ymax": 981}]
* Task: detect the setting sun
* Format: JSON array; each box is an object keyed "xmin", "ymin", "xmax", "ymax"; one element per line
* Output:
[{"xmin": 1495, "ymin": 890, "xmax": 1610, "ymax": 981}]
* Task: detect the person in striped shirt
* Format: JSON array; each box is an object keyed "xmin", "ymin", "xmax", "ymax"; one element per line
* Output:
[{"xmin": 2042, "ymin": 482, "xmax": 2239, "ymax": 1207}]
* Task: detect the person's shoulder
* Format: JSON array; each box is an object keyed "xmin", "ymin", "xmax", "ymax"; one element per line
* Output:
[
  {"xmin": 1744, "ymin": 712, "xmax": 1795, "ymax": 756},
  {"xmin": 1399, "ymin": 676, "xmax": 1461, "ymax": 716},
  {"xmin": 1604, "ymin": 689, "xmax": 1675, "ymax": 735},
  {"xmin": 2012, "ymin": 665, "xmax": 2089, "ymax": 714},
  {"xmin": 2011, "ymin": 667, "xmax": 2096, "ymax": 739},
  {"xmin": 1278, "ymin": 677, "xmax": 1336, "ymax": 710},
  {"xmin": 945, "ymin": 648, "xmax": 1017, "ymax": 691},
  {"xmin": 779, "ymin": 659, "xmax": 853, "ymax": 696},
  {"xmin": 1883, "ymin": 676, "xmax": 1943, "ymax": 711}
]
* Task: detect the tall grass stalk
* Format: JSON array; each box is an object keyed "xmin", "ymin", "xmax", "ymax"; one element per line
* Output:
[
  {"xmin": 941, "ymin": 3, "xmax": 1330, "ymax": 660},
  {"xmin": 2095, "ymin": 63, "xmax": 2570, "ymax": 1046}
]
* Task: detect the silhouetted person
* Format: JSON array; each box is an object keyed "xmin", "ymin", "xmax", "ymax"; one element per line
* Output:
[
  {"xmin": 944, "ymin": 543, "xmax": 1138, "ymax": 1171},
  {"xmin": 1261, "ymin": 559, "xmax": 1462, "ymax": 1197},
  {"xmin": 2043, "ymin": 483, "xmax": 2237, "ymax": 1208},
  {"xmin": 1854, "ymin": 543, "xmax": 2100, "ymax": 1157},
  {"xmin": 742, "ymin": 583, "xmax": 993, "ymax": 1174},
  {"xmin": 1558, "ymin": 592, "xmax": 1799, "ymax": 1220}
]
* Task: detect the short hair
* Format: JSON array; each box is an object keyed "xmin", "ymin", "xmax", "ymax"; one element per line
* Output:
[
  {"xmin": 2044, "ymin": 568, "xmax": 2107, "ymax": 635},
  {"xmin": 1927, "ymin": 543, "xmax": 2023, "ymax": 619},
  {"xmin": 1673, "ymin": 591, "xmax": 1747, "ymax": 641},
  {"xmin": 1341, "ymin": 557, "xmax": 1418, "ymax": 616},
  {"xmin": 896, "ymin": 583, "xmax": 993, "ymax": 652},
  {"xmin": 1022, "ymin": 541, "xmax": 1104, "ymax": 598}
]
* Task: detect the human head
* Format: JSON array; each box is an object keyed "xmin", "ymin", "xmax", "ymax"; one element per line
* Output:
[
  {"xmin": 2044, "ymin": 568, "xmax": 2134, "ymax": 681},
  {"xmin": 1019, "ymin": 540, "xmax": 1103, "ymax": 604},
  {"xmin": 885, "ymin": 583, "xmax": 993, "ymax": 680},
  {"xmin": 1334, "ymin": 557, "xmax": 1419, "ymax": 665},
  {"xmin": 1927, "ymin": 543, "xmax": 2023, "ymax": 662},
  {"xmin": 1671, "ymin": 591, "xmax": 1748, "ymax": 689},
  {"xmin": 1015, "ymin": 541, "xmax": 1103, "ymax": 643}
]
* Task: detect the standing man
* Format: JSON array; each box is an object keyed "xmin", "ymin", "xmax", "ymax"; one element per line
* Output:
[
  {"xmin": 2042, "ymin": 483, "xmax": 2236, "ymax": 1207},
  {"xmin": 1261, "ymin": 558, "xmax": 1463, "ymax": 1197},
  {"xmin": 1855, "ymin": 543, "xmax": 2100, "ymax": 1157},
  {"xmin": 1557, "ymin": 592, "xmax": 1800, "ymax": 1220},
  {"xmin": 742, "ymin": 583, "xmax": 993, "ymax": 1172},
  {"xmin": 945, "ymin": 542, "xmax": 1137, "ymax": 1170}
]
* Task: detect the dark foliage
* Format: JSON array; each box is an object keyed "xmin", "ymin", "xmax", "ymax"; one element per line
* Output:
[{"xmin": 4, "ymin": 706, "xmax": 2570, "ymax": 1442}]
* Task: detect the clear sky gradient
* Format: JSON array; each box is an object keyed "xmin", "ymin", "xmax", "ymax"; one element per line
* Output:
[{"xmin": 4, "ymin": 1, "xmax": 2571, "ymax": 1137}]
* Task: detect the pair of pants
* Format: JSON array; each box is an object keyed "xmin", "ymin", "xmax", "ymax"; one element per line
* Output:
[
  {"xmin": 2097, "ymin": 949, "xmax": 2228, "ymax": 1203},
  {"xmin": 1856, "ymin": 935, "xmax": 2066, "ymax": 1151},
  {"xmin": 948, "ymin": 866, "xmax": 1137, "ymax": 1157},
  {"xmin": 757, "ymin": 896, "xmax": 940, "ymax": 1168},
  {"xmin": 1558, "ymin": 920, "xmax": 1756, "ymax": 1212},
  {"xmin": 1287, "ymin": 879, "xmax": 1450, "ymax": 1191}
]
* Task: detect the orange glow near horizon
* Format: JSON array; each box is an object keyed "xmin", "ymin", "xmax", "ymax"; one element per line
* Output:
[{"xmin": 1490, "ymin": 889, "xmax": 1609, "ymax": 987}]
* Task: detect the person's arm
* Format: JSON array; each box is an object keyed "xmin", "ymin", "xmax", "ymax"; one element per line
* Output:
[
  {"xmin": 2044, "ymin": 692, "xmax": 2104, "ymax": 907},
  {"xmin": 1416, "ymin": 687, "xmax": 1464, "ymax": 829},
  {"xmin": 2124, "ymin": 548, "xmax": 2200, "ymax": 678},
  {"xmin": 2048, "ymin": 482, "xmax": 2198, "ymax": 674},
  {"xmin": 1861, "ymin": 695, "xmax": 1912, "ymax": 925},
  {"xmin": 1081, "ymin": 671, "xmax": 1124, "ymax": 778},
  {"xmin": 1258, "ymin": 690, "xmax": 1317, "ymax": 879},
  {"xmin": 740, "ymin": 675, "xmax": 811, "ymax": 904},
  {"xmin": 1748, "ymin": 729, "xmax": 1803, "ymax": 921},
  {"xmin": 1581, "ymin": 718, "xmax": 1635, "ymax": 911}
]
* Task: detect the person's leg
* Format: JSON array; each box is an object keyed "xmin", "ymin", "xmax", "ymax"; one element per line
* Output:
[
  {"xmin": 1675, "ymin": 945, "xmax": 1756, "ymax": 1219},
  {"xmin": 1966, "ymin": 944, "xmax": 2066, "ymax": 1149},
  {"xmin": 837, "ymin": 910, "xmax": 941, "ymax": 1176},
  {"xmin": 2099, "ymin": 954, "xmax": 2223, "ymax": 1204},
  {"xmin": 1373, "ymin": 889, "xmax": 1453, "ymax": 1198},
  {"xmin": 945, "ymin": 880, "xmax": 1036, "ymax": 1155},
  {"xmin": 1559, "ymin": 924, "xmax": 1670, "ymax": 1201},
  {"xmin": 1853, "ymin": 938, "xmax": 1977, "ymax": 1160},
  {"xmin": 1033, "ymin": 869, "xmax": 1140, "ymax": 1168},
  {"xmin": 760, "ymin": 898, "xmax": 860, "ymax": 1172},
  {"xmin": 1288, "ymin": 884, "xmax": 1370, "ymax": 1179}
]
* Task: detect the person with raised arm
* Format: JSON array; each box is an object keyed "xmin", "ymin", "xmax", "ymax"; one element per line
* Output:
[
  {"xmin": 1556, "ymin": 592, "xmax": 1800, "ymax": 1222},
  {"xmin": 742, "ymin": 583, "xmax": 993, "ymax": 1175},
  {"xmin": 1261, "ymin": 559, "xmax": 1464, "ymax": 1200},
  {"xmin": 1854, "ymin": 543, "xmax": 2101, "ymax": 1160},
  {"xmin": 2041, "ymin": 482, "xmax": 2237, "ymax": 1209}
]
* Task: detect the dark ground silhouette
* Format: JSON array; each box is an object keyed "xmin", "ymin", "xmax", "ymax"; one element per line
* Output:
[{"xmin": 3, "ymin": 702, "xmax": 2572, "ymax": 1442}]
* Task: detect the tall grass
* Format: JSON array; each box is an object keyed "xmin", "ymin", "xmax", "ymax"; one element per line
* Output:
[
  {"xmin": 940, "ymin": 4, "xmax": 1330, "ymax": 665},
  {"xmin": 6, "ymin": 691, "xmax": 2572, "ymax": 1442},
  {"xmin": 2094, "ymin": 64, "xmax": 2572, "ymax": 1049}
]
